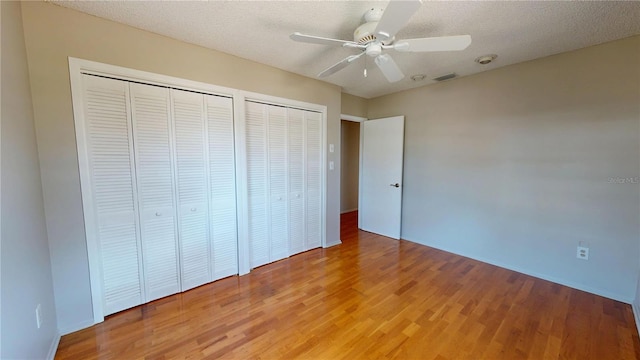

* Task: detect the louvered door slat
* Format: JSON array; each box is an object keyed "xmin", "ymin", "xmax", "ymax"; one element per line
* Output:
[
  {"xmin": 172, "ymin": 89, "xmax": 211, "ymax": 291},
  {"xmin": 245, "ymin": 102, "xmax": 270, "ymax": 268},
  {"xmin": 206, "ymin": 95, "xmax": 238, "ymax": 279},
  {"xmin": 130, "ymin": 83, "xmax": 180, "ymax": 302},
  {"xmin": 305, "ymin": 111, "xmax": 322, "ymax": 250},
  {"xmin": 288, "ymin": 108, "xmax": 305, "ymax": 256},
  {"xmin": 82, "ymin": 75, "xmax": 144, "ymax": 315},
  {"xmin": 268, "ymin": 106, "xmax": 289, "ymax": 262}
]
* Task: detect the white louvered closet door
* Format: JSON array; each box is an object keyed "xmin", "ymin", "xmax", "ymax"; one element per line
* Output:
[
  {"xmin": 245, "ymin": 102, "xmax": 270, "ymax": 268},
  {"xmin": 82, "ymin": 75, "xmax": 144, "ymax": 316},
  {"xmin": 268, "ymin": 105, "xmax": 289, "ymax": 262},
  {"xmin": 245, "ymin": 102, "xmax": 324, "ymax": 267},
  {"xmin": 206, "ymin": 95, "xmax": 238, "ymax": 279},
  {"xmin": 130, "ymin": 83, "xmax": 181, "ymax": 302},
  {"xmin": 287, "ymin": 108, "xmax": 305, "ymax": 256},
  {"xmin": 305, "ymin": 111, "xmax": 323, "ymax": 250},
  {"xmin": 171, "ymin": 89, "xmax": 211, "ymax": 291}
]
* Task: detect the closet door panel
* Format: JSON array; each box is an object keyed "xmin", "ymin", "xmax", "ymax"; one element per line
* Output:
[
  {"xmin": 245, "ymin": 103, "xmax": 324, "ymax": 266},
  {"xmin": 172, "ymin": 89, "xmax": 211, "ymax": 291},
  {"xmin": 305, "ymin": 111, "xmax": 322, "ymax": 250},
  {"xmin": 268, "ymin": 106, "xmax": 289, "ymax": 262},
  {"xmin": 82, "ymin": 75, "xmax": 144, "ymax": 315},
  {"xmin": 178, "ymin": 205, "xmax": 208, "ymax": 290},
  {"xmin": 130, "ymin": 83, "xmax": 180, "ymax": 301},
  {"xmin": 287, "ymin": 109, "xmax": 305, "ymax": 256},
  {"xmin": 206, "ymin": 95, "xmax": 238, "ymax": 279},
  {"xmin": 138, "ymin": 208, "xmax": 179, "ymax": 301},
  {"xmin": 245, "ymin": 102, "xmax": 270, "ymax": 268}
]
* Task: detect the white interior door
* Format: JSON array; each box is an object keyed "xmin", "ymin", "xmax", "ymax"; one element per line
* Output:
[
  {"xmin": 287, "ymin": 108, "xmax": 305, "ymax": 256},
  {"xmin": 245, "ymin": 102, "xmax": 270, "ymax": 268},
  {"xmin": 267, "ymin": 105, "xmax": 289, "ymax": 262},
  {"xmin": 359, "ymin": 116, "xmax": 405, "ymax": 239},
  {"xmin": 287, "ymin": 108, "xmax": 323, "ymax": 256},
  {"xmin": 130, "ymin": 83, "xmax": 181, "ymax": 301},
  {"xmin": 82, "ymin": 75, "xmax": 145, "ymax": 316},
  {"xmin": 206, "ymin": 95, "xmax": 238, "ymax": 280},
  {"xmin": 244, "ymin": 101, "xmax": 324, "ymax": 268},
  {"xmin": 305, "ymin": 110, "xmax": 322, "ymax": 249},
  {"xmin": 171, "ymin": 89, "xmax": 210, "ymax": 291}
]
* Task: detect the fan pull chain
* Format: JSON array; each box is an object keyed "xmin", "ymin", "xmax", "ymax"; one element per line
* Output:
[{"xmin": 364, "ymin": 56, "xmax": 368, "ymax": 78}]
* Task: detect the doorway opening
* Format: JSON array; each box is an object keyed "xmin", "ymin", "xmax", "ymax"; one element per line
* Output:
[{"xmin": 340, "ymin": 119, "xmax": 361, "ymax": 215}]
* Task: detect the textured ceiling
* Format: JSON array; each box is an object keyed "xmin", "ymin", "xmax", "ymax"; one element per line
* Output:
[{"xmin": 52, "ymin": 1, "xmax": 640, "ymax": 99}]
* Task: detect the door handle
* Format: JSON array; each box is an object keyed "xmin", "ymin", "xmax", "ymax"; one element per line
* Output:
[{"xmin": 390, "ymin": 183, "xmax": 400, "ymax": 188}]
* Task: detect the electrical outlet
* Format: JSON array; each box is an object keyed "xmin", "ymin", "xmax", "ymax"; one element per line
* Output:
[
  {"xmin": 35, "ymin": 304, "xmax": 42, "ymax": 329},
  {"xmin": 577, "ymin": 245, "xmax": 589, "ymax": 260}
]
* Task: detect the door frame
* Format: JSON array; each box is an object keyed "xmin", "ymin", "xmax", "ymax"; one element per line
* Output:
[{"xmin": 69, "ymin": 57, "xmax": 328, "ymax": 326}]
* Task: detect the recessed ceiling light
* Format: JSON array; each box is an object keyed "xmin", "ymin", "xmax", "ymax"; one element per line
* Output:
[
  {"xmin": 410, "ymin": 74, "xmax": 427, "ymax": 81},
  {"xmin": 475, "ymin": 54, "xmax": 497, "ymax": 65}
]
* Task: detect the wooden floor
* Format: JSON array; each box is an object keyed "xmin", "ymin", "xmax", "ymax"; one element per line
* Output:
[{"xmin": 56, "ymin": 211, "xmax": 640, "ymax": 359}]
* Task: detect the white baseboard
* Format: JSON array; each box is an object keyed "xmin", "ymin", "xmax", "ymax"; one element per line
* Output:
[
  {"xmin": 633, "ymin": 302, "xmax": 640, "ymax": 337},
  {"xmin": 46, "ymin": 332, "xmax": 61, "ymax": 360},
  {"xmin": 59, "ymin": 318, "xmax": 95, "ymax": 336},
  {"xmin": 325, "ymin": 239, "xmax": 342, "ymax": 248},
  {"xmin": 340, "ymin": 208, "xmax": 358, "ymax": 214},
  {"xmin": 401, "ymin": 236, "xmax": 633, "ymax": 304}
]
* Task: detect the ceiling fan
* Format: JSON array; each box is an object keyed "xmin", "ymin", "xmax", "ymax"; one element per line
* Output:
[{"xmin": 290, "ymin": 0, "xmax": 471, "ymax": 83}]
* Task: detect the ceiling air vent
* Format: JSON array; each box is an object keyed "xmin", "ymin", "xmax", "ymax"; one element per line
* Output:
[{"xmin": 432, "ymin": 73, "xmax": 457, "ymax": 82}]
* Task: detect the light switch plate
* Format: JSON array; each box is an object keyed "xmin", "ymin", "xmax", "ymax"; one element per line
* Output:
[
  {"xmin": 329, "ymin": 161, "xmax": 334, "ymax": 170},
  {"xmin": 36, "ymin": 304, "xmax": 42, "ymax": 329},
  {"xmin": 329, "ymin": 144, "xmax": 334, "ymax": 153}
]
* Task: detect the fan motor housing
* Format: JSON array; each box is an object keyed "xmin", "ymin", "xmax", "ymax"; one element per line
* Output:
[
  {"xmin": 353, "ymin": 21, "xmax": 378, "ymax": 44},
  {"xmin": 354, "ymin": 7, "xmax": 392, "ymax": 45}
]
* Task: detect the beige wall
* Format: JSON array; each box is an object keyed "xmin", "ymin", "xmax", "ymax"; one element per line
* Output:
[
  {"xmin": 341, "ymin": 121, "xmax": 360, "ymax": 213},
  {"xmin": 341, "ymin": 93, "xmax": 368, "ymax": 118},
  {"xmin": 21, "ymin": 1, "xmax": 341, "ymax": 333},
  {"xmin": 1, "ymin": 1, "xmax": 58, "ymax": 358},
  {"xmin": 368, "ymin": 36, "xmax": 640, "ymax": 302},
  {"xmin": 635, "ymin": 271, "xmax": 640, "ymax": 319}
]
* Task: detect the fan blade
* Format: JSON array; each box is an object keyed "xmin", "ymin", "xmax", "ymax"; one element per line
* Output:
[
  {"xmin": 374, "ymin": 54, "xmax": 405, "ymax": 82},
  {"xmin": 290, "ymin": 32, "xmax": 357, "ymax": 47},
  {"xmin": 374, "ymin": 0, "xmax": 423, "ymax": 42},
  {"xmin": 394, "ymin": 35, "xmax": 472, "ymax": 52},
  {"xmin": 318, "ymin": 53, "xmax": 364, "ymax": 78}
]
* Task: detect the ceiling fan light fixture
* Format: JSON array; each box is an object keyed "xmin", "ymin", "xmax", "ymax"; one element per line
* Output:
[
  {"xmin": 475, "ymin": 54, "xmax": 497, "ymax": 65},
  {"xmin": 366, "ymin": 43, "xmax": 383, "ymax": 57},
  {"xmin": 290, "ymin": 0, "xmax": 472, "ymax": 83}
]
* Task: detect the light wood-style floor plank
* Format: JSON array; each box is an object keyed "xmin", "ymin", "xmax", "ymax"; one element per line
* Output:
[{"xmin": 55, "ymin": 211, "xmax": 640, "ymax": 359}]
